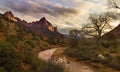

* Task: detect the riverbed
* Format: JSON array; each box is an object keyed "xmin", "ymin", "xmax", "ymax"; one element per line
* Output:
[{"xmin": 38, "ymin": 48, "xmax": 96, "ymax": 72}]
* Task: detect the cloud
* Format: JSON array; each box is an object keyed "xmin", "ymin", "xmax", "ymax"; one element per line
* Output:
[
  {"xmin": 2, "ymin": 0, "xmax": 77, "ymax": 17},
  {"xmin": 0, "ymin": 0, "xmax": 109, "ymax": 34}
]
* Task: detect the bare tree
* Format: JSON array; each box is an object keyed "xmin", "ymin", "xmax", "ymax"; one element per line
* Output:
[
  {"xmin": 83, "ymin": 13, "xmax": 113, "ymax": 43},
  {"xmin": 69, "ymin": 30, "xmax": 80, "ymax": 39},
  {"xmin": 108, "ymin": 0, "xmax": 120, "ymax": 9},
  {"xmin": 68, "ymin": 30, "xmax": 80, "ymax": 47}
]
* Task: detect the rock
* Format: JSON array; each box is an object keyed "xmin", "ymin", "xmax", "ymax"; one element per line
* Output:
[
  {"xmin": 91, "ymin": 54, "xmax": 105, "ymax": 62},
  {"xmin": 3, "ymin": 11, "xmax": 17, "ymax": 22},
  {"xmin": 97, "ymin": 54, "xmax": 105, "ymax": 60},
  {"xmin": 29, "ymin": 17, "xmax": 64, "ymax": 39},
  {"xmin": 3, "ymin": 11, "xmax": 64, "ymax": 39}
]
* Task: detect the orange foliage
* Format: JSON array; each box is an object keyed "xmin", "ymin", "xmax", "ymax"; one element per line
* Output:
[
  {"xmin": 21, "ymin": 62, "xmax": 31, "ymax": 71},
  {"xmin": 24, "ymin": 34, "xmax": 33, "ymax": 40},
  {"xmin": 0, "ymin": 32, "xmax": 6, "ymax": 42}
]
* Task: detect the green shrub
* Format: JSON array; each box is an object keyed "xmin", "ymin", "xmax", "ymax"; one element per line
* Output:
[
  {"xmin": 0, "ymin": 67, "xmax": 7, "ymax": 72},
  {"xmin": 46, "ymin": 61, "xmax": 64, "ymax": 72},
  {"xmin": 65, "ymin": 36, "xmax": 120, "ymax": 70},
  {"xmin": 0, "ymin": 42, "xmax": 22, "ymax": 71}
]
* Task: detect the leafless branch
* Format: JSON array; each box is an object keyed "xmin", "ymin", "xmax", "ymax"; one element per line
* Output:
[{"xmin": 108, "ymin": 0, "xmax": 120, "ymax": 9}]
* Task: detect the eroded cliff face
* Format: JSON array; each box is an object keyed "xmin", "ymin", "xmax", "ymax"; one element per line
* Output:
[
  {"xmin": 37, "ymin": 17, "xmax": 55, "ymax": 32},
  {"xmin": 3, "ymin": 11, "xmax": 17, "ymax": 22},
  {"xmin": 3, "ymin": 11, "xmax": 64, "ymax": 39},
  {"xmin": 29, "ymin": 17, "xmax": 64, "ymax": 39}
]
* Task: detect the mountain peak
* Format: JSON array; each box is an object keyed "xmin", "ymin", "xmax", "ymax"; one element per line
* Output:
[
  {"xmin": 2, "ymin": 11, "xmax": 64, "ymax": 39},
  {"xmin": 41, "ymin": 17, "xmax": 46, "ymax": 20},
  {"xmin": 3, "ymin": 11, "xmax": 17, "ymax": 22},
  {"xmin": 4, "ymin": 11, "xmax": 14, "ymax": 17},
  {"xmin": 39, "ymin": 17, "xmax": 47, "ymax": 22},
  {"xmin": 39, "ymin": 17, "xmax": 52, "ymax": 26},
  {"xmin": 29, "ymin": 17, "xmax": 64, "ymax": 39}
]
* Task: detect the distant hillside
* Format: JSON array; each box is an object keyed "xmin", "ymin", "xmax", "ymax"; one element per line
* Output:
[{"xmin": 103, "ymin": 24, "xmax": 120, "ymax": 39}]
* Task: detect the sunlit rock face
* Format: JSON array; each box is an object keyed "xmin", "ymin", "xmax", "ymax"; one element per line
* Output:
[
  {"xmin": 29, "ymin": 17, "xmax": 64, "ymax": 39},
  {"xmin": 48, "ymin": 26, "xmax": 54, "ymax": 32},
  {"xmin": 3, "ymin": 11, "xmax": 64, "ymax": 39},
  {"xmin": 3, "ymin": 11, "xmax": 17, "ymax": 22},
  {"xmin": 38, "ymin": 17, "xmax": 55, "ymax": 32},
  {"xmin": 103, "ymin": 24, "xmax": 120, "ymax": 39}
]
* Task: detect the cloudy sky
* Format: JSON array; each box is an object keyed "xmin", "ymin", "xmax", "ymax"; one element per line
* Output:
[{"xmin": 0, "ymin": 0, "xmax": 111, "ymax": 33}]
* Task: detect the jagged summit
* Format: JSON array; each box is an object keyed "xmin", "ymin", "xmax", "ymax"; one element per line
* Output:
[
  {"xmin": 4, "ymin": 11, "xmax": 14, "ymax": 17},
  {"xmin": 40, "ymin": 17, "xmax": 46, "ymax": 20},
  {"xmin": 38, "ymin": 17, "xmax": 48, "ymax": 24},
  {"xmin": 3, "ymin": 11, "xmax": 17, "ymax": 22},
  {"xmin": 30, "ymin": 17, "xmax": 64, "ymax": 39},
  {"xmin": 2, "ymin": 11, "xmax": 64, "ymax": 39}
]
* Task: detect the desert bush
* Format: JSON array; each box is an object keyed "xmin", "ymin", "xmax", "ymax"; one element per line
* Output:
[
  {"xmin": 65, "ymin": 36, "xmax": 120, "ymax": 70},
  {"xmin": 65, "ymin": 38, "xmax": 99, "ymax": 60},
  {"xmin": 0, "ymin": 42, "xmax": 22, "ymax": 72},
  {"xmin": 0, "ymin": 67, "xmax": 7, "ymax": 72},
  {"xmin": 46, "ymin": 61, "xmax": 64, "ymax": 72}
]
